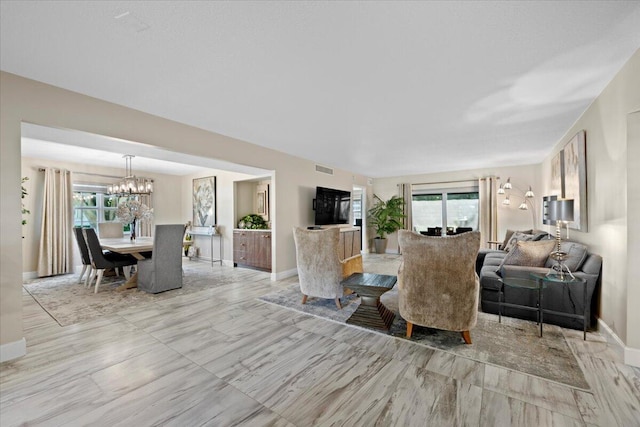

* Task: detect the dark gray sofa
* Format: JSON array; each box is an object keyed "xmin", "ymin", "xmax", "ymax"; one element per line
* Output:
[{"xmin": 478, "ymin": 243, "xmax": 602, "ymax": 330}]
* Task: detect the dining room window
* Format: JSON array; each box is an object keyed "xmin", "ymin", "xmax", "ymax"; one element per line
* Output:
[{"xmin": 72, "ymin": 184, "xmax": 125, "ymax": 230}]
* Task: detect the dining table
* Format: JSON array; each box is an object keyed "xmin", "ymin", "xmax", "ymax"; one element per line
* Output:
[{"xmin": 100, "ymin": 237, "xmax": 153, "ymax": 290}]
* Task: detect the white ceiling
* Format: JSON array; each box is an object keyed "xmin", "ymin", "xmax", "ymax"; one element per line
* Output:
[{"xmin": 2, "ymin": 1, "xmax": 639, "ymax": 178}]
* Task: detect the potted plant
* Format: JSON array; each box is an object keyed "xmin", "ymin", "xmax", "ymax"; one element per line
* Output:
[{"xmin": 368, "ymin": 194, "xmax": 406, "ymax": 254}]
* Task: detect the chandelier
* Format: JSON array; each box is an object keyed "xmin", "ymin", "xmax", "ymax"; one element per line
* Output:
[{"xmin": 107, "ymin": 155, "xmax": 154, "ymax": 196}]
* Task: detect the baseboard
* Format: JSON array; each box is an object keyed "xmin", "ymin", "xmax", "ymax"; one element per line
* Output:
[
  {"xmin": 597, "ymin": 318, "xmax": 640, "ymax": 367},
  {"xmin": 22, "ymin": 271, "xmax": 38, "ymax": 281},
  {"xmin": 625, "ymin": 346, "xmax": 640, "ymax": 368},
  {"xmin": 272, "ymin": 268, "xmax": 297, "ymax": 282},
  {"xmin": 0, "ymin": 337, "xmax": 26, "ymax": 363}
]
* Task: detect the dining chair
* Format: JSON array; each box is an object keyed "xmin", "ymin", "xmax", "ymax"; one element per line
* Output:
[
  {"xmin": 73, "ymin": 227, "xmax": 93, "ymax": 284},
  {"xmin": 137, "ymin": 224, "xmax": 184, "ymax": 293},
  {"xmin": 98, "ymin": 222, "xmax": 124, "ymax": 238},
  {"xmin": 83, "ymin": 228, "xmax": 137, "ymax": 293}
]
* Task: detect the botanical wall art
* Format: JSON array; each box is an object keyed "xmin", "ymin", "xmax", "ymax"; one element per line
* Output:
[
  {"xmin": 551, "ymin": 130, "xmax": 587, "ymax": 231},
  {"xmin": 256, "ymin": 183, "xmax": 269, "ymax": 220},
  {"xmin": 193, "ymin": 176, "xmax": 216, "ymax": 227}
]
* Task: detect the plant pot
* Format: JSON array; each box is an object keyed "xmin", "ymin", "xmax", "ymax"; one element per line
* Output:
[{"xmin": 374, "ymin": 238, "xmax": 388, "ymax": 254}]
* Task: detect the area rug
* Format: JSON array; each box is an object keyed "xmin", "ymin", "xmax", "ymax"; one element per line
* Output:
[
  {"xmin": 258, "ymin": 284, "xmax": 589, "ymax": 390},
  {"xmin": 23, "ymin": 264, "xmax": 260, "ymax": 327}
]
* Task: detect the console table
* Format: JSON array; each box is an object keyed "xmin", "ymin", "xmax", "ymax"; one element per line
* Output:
[{"xmin": 189, "ymin": 230, "xmax": 223, "ymax": 266}]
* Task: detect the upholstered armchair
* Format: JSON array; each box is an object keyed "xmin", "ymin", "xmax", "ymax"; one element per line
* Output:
[
  {"xmin": 138, "ymin": 224, "xmax": 184, "ymax": 294},
  {"xmin": 293, "ymin": 227, "xmax": 363, "ymax": 309},
  {"xmin": 397, "ymin": 230, "xmax": 481, "ymax": 344}
]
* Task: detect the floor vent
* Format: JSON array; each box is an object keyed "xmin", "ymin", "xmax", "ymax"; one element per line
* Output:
[{"xmin": 315, "ymin": 165, "xmax": 333, "ymax": 175}]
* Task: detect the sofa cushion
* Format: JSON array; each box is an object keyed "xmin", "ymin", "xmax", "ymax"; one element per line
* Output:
[
  {"xmin": 503, "ymin": 231, "xmax": 535, "ymax": 252},
  {"xmin": 499, "ymin": 240, "xmax": 556, "ymax": 272},
  {"xmin": 544, "ymin": 241, "xmax": 589, "ymax": 271}
]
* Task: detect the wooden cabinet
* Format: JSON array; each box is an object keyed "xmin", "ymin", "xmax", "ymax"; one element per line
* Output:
[
  {"xmin": 233, "ymin": 230, "xmax": 271, "ymax": 272},
  {"xmin": 339, "ymin": 228, "xmax": 361, "ymax": 260}
]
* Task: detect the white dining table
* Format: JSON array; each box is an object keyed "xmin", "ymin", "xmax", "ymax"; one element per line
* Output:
[{"xmin": 100, "ymin": 237, "xmax": 153, "ymax": 290}]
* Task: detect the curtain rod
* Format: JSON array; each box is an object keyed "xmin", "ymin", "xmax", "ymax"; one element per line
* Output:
[
  {"xmin": 408, "ymin": 177, "xmax": 498, "ymax": 186},
  {"xmin": 38, "ymin": 168, "xmax": 120, "ymax": 179}
]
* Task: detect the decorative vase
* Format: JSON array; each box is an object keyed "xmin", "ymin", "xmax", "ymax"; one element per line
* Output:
[{"xmin": 130, "ymin": 219, "xmax": 137, "ymax": 242}]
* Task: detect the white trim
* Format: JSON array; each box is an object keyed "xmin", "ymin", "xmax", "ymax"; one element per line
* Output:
[
  {"xmin": 272, "ymin": 268, "xmax": 297, "ymax": 282},
  {"xmin": 597, "ymin": 318, "xmax": 640, "ymax": 368},
  {"xmin": 625, "ymin": 346, "xmax": 640, "ymax": 368},
  {"xmin": 0, "ymin": 337, "xmax": 26, "ymax": 362},
  {"xmin": 22, "ymin": 271, "xmax": 38, "ymax": 280}
]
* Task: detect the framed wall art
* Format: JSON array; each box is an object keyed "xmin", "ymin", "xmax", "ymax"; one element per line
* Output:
[
  {"xmin": 193, "ymin": 176, "xmax": 216, "ymax": 227},
  {"xmin": 562, "ymin": 130, "xmax": 587, "ymax": 231}
]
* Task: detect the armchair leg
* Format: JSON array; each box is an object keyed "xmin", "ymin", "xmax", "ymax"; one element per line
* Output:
[
  {"xmin": 461, "ymin": 330, "xmax": 472, "ymax": 344},
  {"xmin": 301, "ymin": 294, "xmax": 308, "ymax": 305},
  {"xmin": 406, "ymin": 322, "xmax": 413, "ymax": 338},
  {"xmin": 335, "ymin": 297, "xmax": 342, "ymax": 310}
]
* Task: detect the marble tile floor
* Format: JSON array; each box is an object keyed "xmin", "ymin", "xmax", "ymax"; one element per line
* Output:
[{"xmin": 1, "ymin": 257, "xmax": 639, "ymax": 426}]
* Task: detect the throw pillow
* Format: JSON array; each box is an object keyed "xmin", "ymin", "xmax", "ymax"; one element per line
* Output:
[
  {"xmin": 503, "ymin": 231, "xmax": 535, "ymax": 252},
  {"xmin": 545, "ymin": 241, "xmax": 588, "ymax": 271},
  {"xmin": 499, "ymin": 240, "xmax": 556, "ymax": 272},
  {"xmin": 501, "ymin": 229, "xmax": 533, "ymax": 249}
]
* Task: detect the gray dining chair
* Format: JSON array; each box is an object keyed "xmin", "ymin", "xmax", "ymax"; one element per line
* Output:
[
  {"xmin": 83, "ymin": 228, "xmax": 138, "ymax": 293},
  {"xmin": 73, "ymin": 227, "xmax": 93, "ymax": 284},
  {"xmin": 137, "ymin": 224, "xmax": 184, "ymax": 294}
]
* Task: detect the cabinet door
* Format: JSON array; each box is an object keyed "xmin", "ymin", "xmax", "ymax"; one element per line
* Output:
[
  {"xmin": 353, "ymin": 229, "xmax": 362, "ymax": 254},
  {"xmin": 257, "ymin": 232, "xmax": 272, "ymax": 271}
]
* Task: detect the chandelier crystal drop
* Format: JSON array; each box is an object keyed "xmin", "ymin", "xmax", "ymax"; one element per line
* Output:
[{"xmin": 106, "ymin": 155, "xmax": 153, "ymax": 196}]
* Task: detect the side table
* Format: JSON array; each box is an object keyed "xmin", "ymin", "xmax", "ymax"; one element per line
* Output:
[
  {"xmin": 499, "ymin": 273, "xmax": 588, "ymax": 340},
  {"xmin": 341, "ymin": 273, "xmax": 397, "ymax": 331},
  {"xmin": 533, "ymin": 273, "xmax": 588, "ymax": 340}
]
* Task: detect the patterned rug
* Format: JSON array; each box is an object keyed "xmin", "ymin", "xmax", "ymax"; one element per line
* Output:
[
  {"xmin": 258, "ymin": 284, "xmax": 590, "ymax": 390},
  {"xmin": 23, "ymin": 263, "xmax": 262, "ymax": 327}
]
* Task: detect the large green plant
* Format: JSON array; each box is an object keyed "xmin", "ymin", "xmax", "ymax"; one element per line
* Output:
[{"xmin": 368, "ymin": 194, "xmax": 406, "ymax": 239}]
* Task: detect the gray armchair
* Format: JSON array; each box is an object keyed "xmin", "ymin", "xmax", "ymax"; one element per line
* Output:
[
  {"xmin": 398, "ymin": 230, "xmax": 481, "ymax": 344},
  {"xmin": 137, "ymin": 224, "xmax": 184, "ymax": 294},
  {"xmin": 293, "ymin": 227, "xmax": 363, "ymax": 309}
]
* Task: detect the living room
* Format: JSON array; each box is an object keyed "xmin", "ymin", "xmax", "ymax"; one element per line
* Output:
[{"xmin": 1, "ymin": 2, "xmax": 639, "ymax": 425}]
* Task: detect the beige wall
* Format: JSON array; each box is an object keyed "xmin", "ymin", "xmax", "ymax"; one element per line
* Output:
[
  {"xmin": 0, "ymin": 71, "xmax": 369, "ymax": 355},
  {"xmin": 181, "ymin": 170, "xmax": 257, "ymax": 263},
  {"xmin": 628, "ymin": 111, "xmax": 640, "ymax": 350},
  {"xmin": 21, "ymin": 156, "xmax": 185, "ymax": 274},
  {"xmin": 372, "ymin": 164, "xmax": 541, "ymax": 253},
  {"xmin": 540, "ymin": 50, "xmax": 639, "ymax": 354}
]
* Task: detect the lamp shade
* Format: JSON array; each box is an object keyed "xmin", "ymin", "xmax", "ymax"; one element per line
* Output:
[{"xmin": 547, "ymin": 199, "xmax": 574, "ymax": 222}]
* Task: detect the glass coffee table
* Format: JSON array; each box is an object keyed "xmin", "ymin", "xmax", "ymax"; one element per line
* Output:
[{"xmin": 499, "ymin": 273, "xmax": 588, "ymax": 340}]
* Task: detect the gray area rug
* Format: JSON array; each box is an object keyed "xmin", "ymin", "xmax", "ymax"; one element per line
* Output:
[
  {"xmin": 23, "ymin": 264, "xmax": 254, "ymax": 327},
  {"xmin": 258, "ymin": 284, "xmax": 590, "ymax": 390}
]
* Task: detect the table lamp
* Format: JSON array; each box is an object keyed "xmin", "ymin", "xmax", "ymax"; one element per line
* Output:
[{"xmin": 547, "ymin": 199, "xmax": 575, "ymax": 279}]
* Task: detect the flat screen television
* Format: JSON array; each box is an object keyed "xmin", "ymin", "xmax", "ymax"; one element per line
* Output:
[{"xmin": 314, "ymin": 186, "xmax": 351, "ymax": 225}]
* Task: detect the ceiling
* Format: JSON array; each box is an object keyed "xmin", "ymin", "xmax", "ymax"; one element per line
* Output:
[{"xmin": 2, "ymin": 1, "xmax": 639, "ymax": 178}]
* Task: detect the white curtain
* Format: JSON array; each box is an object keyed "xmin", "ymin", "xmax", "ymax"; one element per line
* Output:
[
  {"xmin": 479, "ymin": 176, "xmax": 498, "ymax": 249},
  {"xmin": 37, "ymin": 168, "xmax": 74, "ymax": 277},
  {"xmin": 138, "ymin": 194, "xmax": 154, "ymax": 237},
  {"xmin": 398, "ymin": 183, "xmax": 413, "ymax": 231}
]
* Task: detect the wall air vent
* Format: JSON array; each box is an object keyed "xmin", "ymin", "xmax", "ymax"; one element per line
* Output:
[{"xmin": 315, "ymin": 165, "xmax": 333, "ymax": 175}]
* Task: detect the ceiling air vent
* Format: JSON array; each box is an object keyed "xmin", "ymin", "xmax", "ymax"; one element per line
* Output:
[{"xmin": 315, "ymin": 165, "xmax": 333, "ymax": 175}]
